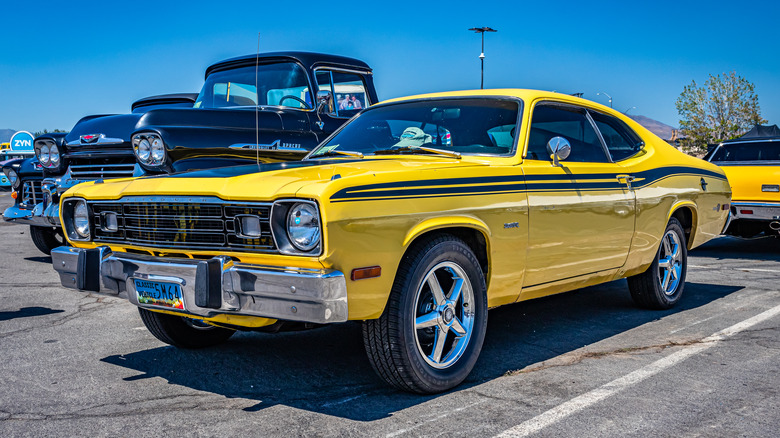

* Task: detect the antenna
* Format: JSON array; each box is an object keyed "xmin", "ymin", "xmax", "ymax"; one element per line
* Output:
[{"xmin": 255, "ymin": 32, "xmax": 261, "ymax": 170}]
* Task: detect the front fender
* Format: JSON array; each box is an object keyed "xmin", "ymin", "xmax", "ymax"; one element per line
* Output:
[{"xmin": 402, "ymin": 216, "xmax": 491, "ymax": 248}]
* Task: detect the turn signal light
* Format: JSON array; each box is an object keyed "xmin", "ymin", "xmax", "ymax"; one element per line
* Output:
[
  {"xmin": 11, "ymin": 191, "xmax": 17, "ymax": 199},
  {"xmin": 351, "ymin": 266, "xmax": 381, "ymax": 281}
]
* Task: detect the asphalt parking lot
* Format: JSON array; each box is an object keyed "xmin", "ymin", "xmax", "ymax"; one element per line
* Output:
[{"xmin": 0, "ymin": 189, "xmax": 777, "ymax": 437}]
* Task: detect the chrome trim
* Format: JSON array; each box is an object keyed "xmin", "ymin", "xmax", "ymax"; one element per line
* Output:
[
  {"xmin": 228, "ymin": 140, "xmax": 307, "ymax": 152},
  {"xmin": 730, "ymin": 201, "xmax": 780, "ymax": 221},
  {"xmin": 67, "ymin": 134, "xmax": 124, "ymax": 146},
  {"xmin": 2, "ymin": 203, "xmax": 52, "ymax": 227},
  {"xmin": 270, "ymin": 199, "xmax": 322, "ymax": 256},
  {"xmin": 51, "ymin": 246, "xmax": 348, "ymax": 324}
]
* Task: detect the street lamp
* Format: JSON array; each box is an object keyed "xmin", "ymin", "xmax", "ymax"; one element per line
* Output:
[
  {"xmin": 597, "ymin": 92, "xmax": 613, "ymax": 108},
  {"xmin": 624, "ymin": 106, "xmax": 637, "ymax": 114},
  {"xmin": 469, "ymin": 27, "xmax": 497, "ymax": 89}
]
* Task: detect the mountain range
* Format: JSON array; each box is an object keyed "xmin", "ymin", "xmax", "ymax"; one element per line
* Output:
[{"xmin": 629, "ymin": 115, "xmax": 676, "ymax": 141}]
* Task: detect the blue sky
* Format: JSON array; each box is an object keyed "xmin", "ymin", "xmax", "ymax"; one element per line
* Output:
[{"xmin": 1, "ymin": 0, "xmax": 778, "ymax": 133}]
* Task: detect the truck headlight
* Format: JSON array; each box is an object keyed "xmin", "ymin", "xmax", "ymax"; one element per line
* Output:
[
  {"xmin": 3, "ymin": 168, "xmax": 19, "ymax": 189},
  {"xmin": 38, "ymin": 144, "xmax": 50, "ymax": 166},
  {"xmin": 287, "ymin": 202, "xmax": 320, "ymax": 252},
  {"xmin": 132, "ymin": 133, "xmax": 166, "ymax": 166},
  {"xmin": 49, "ymin": 144, "xmax": 61, "ymax": 167}
]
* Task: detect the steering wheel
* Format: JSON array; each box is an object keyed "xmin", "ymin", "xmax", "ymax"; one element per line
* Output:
[{"xmin": 278, "ymin": 95, "xmax": 312, "ymax": 110}]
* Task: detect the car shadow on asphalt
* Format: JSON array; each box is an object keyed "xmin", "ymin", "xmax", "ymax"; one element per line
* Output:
[
  {"xmin": 691, "ymin": 235, "xmax": 779, "ymax": 261},
  {"xmin": 99, "ymin": 279, "xmax": 741, "ymax": 421},
  {"xmin": 24, "ymin": 256, "xmax": 53, "ymax": 264},
  {"xmin": 0, "ymin": 306, "xmax": 64, "ymax": 321}
]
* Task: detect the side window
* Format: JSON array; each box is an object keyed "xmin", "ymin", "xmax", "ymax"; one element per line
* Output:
[
  {"xmin": 315, "ymin": 71, "xmax": 335, "ymax": 114},
  {"xmin": 527, "ymin": 104, "xmax": 609, "ymax": 163},
  {"xmin": 590, "ymin": 111, "xmax": 643, "ymax": 161},
  {"xmin": 317, "ymin": 70, "xmax": 370, "ymax": 118}
]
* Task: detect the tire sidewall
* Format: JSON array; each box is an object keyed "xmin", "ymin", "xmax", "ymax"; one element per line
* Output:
[
  {"xmin": 397, "ymin": 239, "xmax": 487, "ymax": 391},
  {"xmin": 652, "ymin": 219, "xmax": 687, "ymax": 306}
]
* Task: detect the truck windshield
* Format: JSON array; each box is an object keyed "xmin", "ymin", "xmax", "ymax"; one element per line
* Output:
[
  {"xmin": 194, "ymin": 62, "xmax": 312, "ymax": 109},
  {"xmin": 710, "ymin": 141, "xmax": 780, "ymax": 163},
  {"xmin": 310, "ymin": 98, "xmax": 520, "ymax": 158}
]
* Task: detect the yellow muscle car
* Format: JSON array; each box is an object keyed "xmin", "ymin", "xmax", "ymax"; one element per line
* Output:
[
  {"xmin": 50, "ymin": 90, "xmax": 730, "ymax": 393},
  {"xmin": 707, "ymin": 133, "xmax": 780, "ymax": 237}
]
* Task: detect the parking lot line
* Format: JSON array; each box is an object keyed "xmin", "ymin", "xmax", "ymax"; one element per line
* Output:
[{"xmin": 493, "ymin": 303, "xmax": 780, "ymax": 438}]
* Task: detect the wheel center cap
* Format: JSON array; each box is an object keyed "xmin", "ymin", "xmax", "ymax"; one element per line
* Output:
[{"xmin": 442, "ymin": 307, "xmax": 455, "ymax": 324}]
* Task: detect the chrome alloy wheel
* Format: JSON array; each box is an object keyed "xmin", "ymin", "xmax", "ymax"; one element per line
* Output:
[
  {"xmin": 657, "ymin": 229, "xmax": 683, "ymax": 296},
  {"xmin": 413, "ymin": 262, "xmax": 475, "ymax": 369}
]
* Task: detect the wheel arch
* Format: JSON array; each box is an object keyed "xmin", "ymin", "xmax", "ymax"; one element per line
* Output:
[
  {"xmin": 401, "ymin": 218, "xmax": 491, "ymax": 284},
  {"xmin": 667, "ymin": 202, "xmax": 697, "ymax": 249}
]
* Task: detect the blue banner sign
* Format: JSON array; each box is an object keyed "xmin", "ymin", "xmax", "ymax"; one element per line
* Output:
[{"xmin": 9, "ymin": 131, "xmax": 35, "ymax": 154}]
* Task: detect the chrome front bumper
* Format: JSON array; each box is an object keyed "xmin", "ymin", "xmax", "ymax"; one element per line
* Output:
[
  {"xmin": 51, "ymin": 246, "xmax": 348, "ymax": 324},
  {"xmin": 2, "ymin": 203, "xmax": 54, "ymax": 227}
]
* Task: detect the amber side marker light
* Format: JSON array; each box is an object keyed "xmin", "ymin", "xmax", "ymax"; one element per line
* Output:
[
  {"xmin": 11, "ymin": 191, "xmax": 17, "ymax": 199},
  {"xmin": 351, "ymin": 266, "xmax": 381, "ymax": 281}
]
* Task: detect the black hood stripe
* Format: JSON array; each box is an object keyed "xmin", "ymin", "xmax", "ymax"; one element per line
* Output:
[{"xmin": 151, "ymin": 159, "xmax": 361, "ymax": 179}]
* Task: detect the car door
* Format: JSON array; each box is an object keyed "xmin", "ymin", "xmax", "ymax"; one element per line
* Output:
[{"xmin": 522, "ymin": 102, "xmax": 636, "ymax": 288}]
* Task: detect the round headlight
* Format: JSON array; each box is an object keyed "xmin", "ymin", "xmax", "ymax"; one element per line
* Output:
[
  {"xmin": 49, "ymin": 144, "xmax": 60, "ymax": 166},
  {"xmin": 136, "ymin": 138, "xmax": 151, "ymax": 163},
  {"xmin": 6, "ymin": 169, "xmax": 19, "ymax": 188},
  {"xmin": 150, "ymin": 137, "xmax": 165, "ymax": 164},
  {"xmin": 39, "ymin": 144, "xmax": 50, "ymax": 165},
  {"xmin": 286, "ymin": 203, "xmax": 320, "ymax": 251},
  {"xmin": 73, "ymin": 201, "xmax": 90, "ymax": 238}
]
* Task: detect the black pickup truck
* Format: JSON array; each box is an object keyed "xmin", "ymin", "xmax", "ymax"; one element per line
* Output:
[{"xmin": 4, "ymin": 52, "xmax": 377, "ymax": 254}]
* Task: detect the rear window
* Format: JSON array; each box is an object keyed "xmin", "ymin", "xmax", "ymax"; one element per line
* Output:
[{"xmin": 710, "ymin": 141, "xmax": 780, "ymax": 163}]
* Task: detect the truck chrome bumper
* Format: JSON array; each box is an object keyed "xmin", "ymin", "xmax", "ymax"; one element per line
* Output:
[
  {"xmin": 730, "ymin": 202, "xmax": 780, "ymax": 221},
  {"xmin": 51, "ymin": 246, "xmax": 348, "ymax": 324},
  {"xmin": 2, "ymin": 203, "xmax": 55, "ymax": 227}
]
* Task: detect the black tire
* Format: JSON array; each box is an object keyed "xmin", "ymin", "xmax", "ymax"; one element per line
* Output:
[
  {"xmin": 138, "ymin": 308, "xmax": 235, "ymax": 349},
  {"xmin": 29, "ymin": 226, "xmax": 64, "ymax": 255},
  {"xmin": 628, "ymin": 217, "xmax": 687, "ymax": 309},
  {"xmin": 362, "ymin": 234, "xmax": 488, "ymax": 394}
]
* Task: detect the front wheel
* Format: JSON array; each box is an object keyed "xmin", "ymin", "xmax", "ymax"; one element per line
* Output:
[
  {"xmin": 628, "ymin": 217, "xmax": 688, "ymax": 309},
  {"xmin": 138, "ymin": 308, "xmax": 235, "ymax": 348},
  {"xmin": 362, "ymin": 234, "xmax": 487, "ymax": 394},
  {"xmin": 29, "ymin": 226, "xmax": 64, "ymax": 255}
]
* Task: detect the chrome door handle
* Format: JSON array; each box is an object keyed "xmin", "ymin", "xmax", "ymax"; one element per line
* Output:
[{"xmin": 616, "ymin": 174, "xmax": 636, "ymax": 190}]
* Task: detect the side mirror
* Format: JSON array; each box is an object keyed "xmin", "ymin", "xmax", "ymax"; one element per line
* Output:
[
  {"xmin": 316, "ymin": 90, "xmax": 333, "ymax": 114},
  {"xmin": 546, "ymin": 136, "xmax": 571, "ymax": 166}
]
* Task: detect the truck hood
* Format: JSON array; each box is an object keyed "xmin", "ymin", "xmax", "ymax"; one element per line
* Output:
[
  {"xmin": 66, "ymin": 113, "xmax": 144, "ymax": 143},
  {"xmin": 138, "ymin": 106, "xmax": 308, "ymax": 132},
  {"xmin": 65, "ymin": 157, "xmax": 486, "ymax": 201}
]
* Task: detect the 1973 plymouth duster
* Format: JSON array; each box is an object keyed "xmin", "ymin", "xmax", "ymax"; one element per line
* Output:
[{"xmin": 50, "ymin": 90, "xmax": 730, "ymax": 393}]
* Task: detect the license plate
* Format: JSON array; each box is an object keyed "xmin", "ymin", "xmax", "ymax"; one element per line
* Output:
[{"xmin": 134, "ymin": 278, "xmax": 185, "ymax": 310}]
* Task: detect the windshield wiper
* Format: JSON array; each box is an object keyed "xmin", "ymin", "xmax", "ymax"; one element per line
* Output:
[
  {"xmin": 373, "ymin": 146, "xmax": 461, "ymax": 159},
  {"xmin": 310, "ymin": 149, "xmax": 364, "ymax": 159}
]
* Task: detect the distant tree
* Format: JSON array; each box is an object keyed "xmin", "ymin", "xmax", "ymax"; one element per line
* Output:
[
  {"xmin": 32, "ymin": 129, "xmax": 67, "ymax": 138},
  {"xmin": 675, "ymin": 72, "xmax": 766, "ymax": 154}
]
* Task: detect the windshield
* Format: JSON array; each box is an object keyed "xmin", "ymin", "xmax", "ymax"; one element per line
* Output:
[
  {"xmin": 310, "ymin": 98, "xmax": 520, "ymax": 157},
  {"xmin": 194, "ymin": 62, "xmax": 312, "ymax": 109},
  {"xmin": 710, "ymin": 141, "xmax": 780, "ymax": 163}
]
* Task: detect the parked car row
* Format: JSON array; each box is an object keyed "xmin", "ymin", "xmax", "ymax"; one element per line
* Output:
[{"xmin": 2, "ymin": 51, "xmax": 742, "ymax": 394}]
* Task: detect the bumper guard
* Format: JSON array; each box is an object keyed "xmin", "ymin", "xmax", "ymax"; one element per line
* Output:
[{"xmin": 51, "ymin": 246, "xmax": 348, "ymax": 324}]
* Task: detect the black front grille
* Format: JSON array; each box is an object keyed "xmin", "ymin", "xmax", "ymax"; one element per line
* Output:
[
  {"xmin": 21, "ymin": 181, "xmax": 43, "ymax": 206},
  {"xmin": 91, "ymin": 201, "xmax": 276, "ymax": 252},
  {"xmin": 68, "ymin": 156, "xmax": 136, "ymax": 180}
]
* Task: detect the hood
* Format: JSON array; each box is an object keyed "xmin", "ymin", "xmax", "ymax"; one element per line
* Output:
[
  {"xmin": 65, "ymin": 113, "xmax": 144, "ymax": 143},
  {"xmin": 136, "ymin": 106, "xmax": 308, "ymax": 132},
  {"xmin": 66, "ymin": 157, "xmax": 483, "ymax": 202}
]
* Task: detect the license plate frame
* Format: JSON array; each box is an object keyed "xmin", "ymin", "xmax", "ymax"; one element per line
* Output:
[{"xmin": 134, "ymin": 278, "xmax": 185, "ymax": 310}]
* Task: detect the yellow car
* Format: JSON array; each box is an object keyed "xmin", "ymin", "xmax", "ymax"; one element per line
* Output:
[
  {"xmin": 50, "ymin": 89, "xmax": 730, "ymax": 393},
  {"xmin": 707, "ymin": 133, "xmax": 780, "ymax": 237}
]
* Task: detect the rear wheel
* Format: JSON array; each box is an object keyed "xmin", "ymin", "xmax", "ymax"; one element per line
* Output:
[
  {"xmin": 362, "ymin": 234, "xmax": 487, "ymax": 394},
  {"xmin": 29, "ymin": 226, "xmax": 64, "ymax": 255},
  {"xmin": 628, "ymin": 218, "xmax": 687, "ymax": 309},
  {"xmin": 138, "ymin": 308, "xmax": 235, "ymax": 348}
]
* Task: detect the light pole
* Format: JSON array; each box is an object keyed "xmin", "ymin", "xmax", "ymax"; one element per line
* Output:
[
  {"xmin": 469, "ymin": 27, "xmax": 497, "ymax": 89},
  {"xmin": 624, "ymin": 106, "xmax": 636, "ymax": 114},
  {"xmin": 597, "ymin": 92, "xmax": 613, "ymax": 108}
]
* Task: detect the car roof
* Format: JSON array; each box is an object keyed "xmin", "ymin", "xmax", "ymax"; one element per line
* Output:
[
  {"xmin": 376, "ymin": 89, "xmax": 615, "ymax": 111},
  {"xmin": 205, "ymin": 51, "xmax": 372, "ymax": 79}
]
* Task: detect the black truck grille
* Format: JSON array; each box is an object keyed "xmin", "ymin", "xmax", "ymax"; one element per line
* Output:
[
  {"xmin": 67, "ymin": 156, "xmax": 137, "ymax": 180},
  {"xmin": 90, "ymin": 201, "xmax": 277, "ymax": 252}
]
